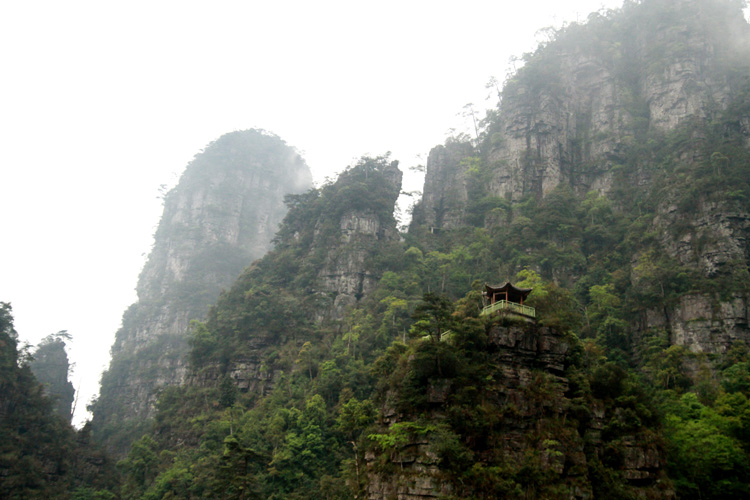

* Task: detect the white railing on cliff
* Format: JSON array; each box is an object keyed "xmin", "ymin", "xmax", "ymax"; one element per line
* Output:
[{"xmin": 480, "ymin": 300, "xmax": 536, "ymax": 319}]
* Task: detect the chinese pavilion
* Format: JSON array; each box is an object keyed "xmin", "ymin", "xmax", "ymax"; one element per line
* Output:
[{"xmin": 481, "ymin": 282, "xmax": 536, "ymax": 319}]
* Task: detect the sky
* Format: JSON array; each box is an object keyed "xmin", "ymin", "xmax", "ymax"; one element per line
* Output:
[{"xmin": 0, "ymin": 0, "xmax": 681, "ymax": 426}]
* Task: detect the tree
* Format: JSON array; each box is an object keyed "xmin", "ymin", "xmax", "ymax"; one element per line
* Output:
[
  {"xmin": 410, "ymin": 293, "xmax": 454, "ymax": 343},
  {"xmin": 219, "ymin": 375, "xmax": 238, "ymax": 408},
  {"xmin": 336, "ymin": 397, "xmax": 375, "ymax": 487},
  {"xmin": 665, "ymin": 393, "xmax": 750, "ymax": 499},
  {"xmin": 119, "ymin": 435, "xmax": 160, "ymax": 498}
]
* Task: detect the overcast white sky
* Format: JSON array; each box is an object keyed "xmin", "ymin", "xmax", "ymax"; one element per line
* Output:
[{"xmin": 1, "ymin": 0, "xmax": 699, "ymax": 426}]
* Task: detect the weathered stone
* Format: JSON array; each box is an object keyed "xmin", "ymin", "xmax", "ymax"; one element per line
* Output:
[
  {"xmin": 92, "ymin": 130, "xmax": 312, "ymax": 449},
  {"xmin": 414, "ymin": 0, "xmax": 750, "ymax": 240},
  {"xmin": 314, "ymin": 163, "xmax": 402, "ymax": 321},
  {"xmin": 418, "ymin": 141, "xmax": 475, "ymax": 230},
  {"xmin": 367, "ymin": 318, "xmax": 672, "ymax": 499}
]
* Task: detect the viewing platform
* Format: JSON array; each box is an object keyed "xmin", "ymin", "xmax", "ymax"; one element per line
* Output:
[
  {"xmin": 481, "ymin": 282, "xmax": 536, "ymax": 321},
  {"xmin": 480, "ymin": 299, "xmax": 536, "ymax": 319}
]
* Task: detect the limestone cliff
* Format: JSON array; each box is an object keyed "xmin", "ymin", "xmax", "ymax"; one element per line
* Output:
[
  {"xmin": 313, "ymin": 161, "xmax": 403, "ymax": 319},
  {"xmin": 91, "ymin": 130, "xmax": 312, "ymax": 450},
  {"xmin": 414, "ymin": 0, "xmax": 750, "ymax": 354},
  {"xmin": 89, "ymin": 1, "xmax": 750, "ymax": 496},
  {"xmin": 417, "ymin": 140, "xmax": 475, "ymax": 230},
  {"xmin": 419, "ymin": 0, "xmax": 749, "ymax": 217},
  {"xmin": 642, "ymin": 196, "xmax": 750, "ymax": 353},
  {"xmin": 30, "ymin": 335, "xmax": 75, "ymax": 422},
  {"xmin": 366, "ymin": 319, "xmax": 672, "ymax": 499},
  {"xmin": 188, "ymin": 157, "xmax": 403, "ymax": 399},
  {"xmin": 483, "ymin": 0, "xmax": 749, "ymax": 203}
]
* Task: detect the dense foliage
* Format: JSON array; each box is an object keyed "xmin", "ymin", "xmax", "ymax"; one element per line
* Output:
[
  {"xmin": 7, "ymin": 0, "xmax": 750, "ymax": 498},
  {"xmin": 109, "ymin": 1, "xmax": 750, "ymax": 498},
  {"xmin": 0, "ymin": 303, "xmax": 116, "ymax": 499}
]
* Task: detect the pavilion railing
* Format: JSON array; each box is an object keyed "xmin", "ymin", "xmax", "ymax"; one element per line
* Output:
[
  {"xmin": 480, "ymin": 300, "xmax": 536, "ymax": 319},
  {"xmin": 421, "ymin": 330, "xmax": 455, "ymax": 343},
  {"xmin": 440, "ymin": 330, "xmax": 454, "ymax": 342}
]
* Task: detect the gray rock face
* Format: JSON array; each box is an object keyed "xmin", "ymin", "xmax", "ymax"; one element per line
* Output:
[
  {"xmin": 191, "ymin": 356, "xmax": 280, "ymax": 399},
  {"xmin": 419, "ymin": 0, "xmax": 750, "ymax": 225},
  {"xmin": 92, "ymin": 130, "xmax": 312, "ymax": 444},
  {"xmin": 118, "ymin": 133, "xmax": 312, "ymax": 357},
  {"xmin": 644, "ymin": 293, "xmax": 749, "ymax": 353},
  {"xmin": 316, "ymin": 208, "xmax": 400, "ymax": 318},
  {"xmin": 654, "ymin": 200, "xmax": 750, "ymax": 278},
  {"xmin": 418, "ymin": 141, "xmax": 474, "ymax": 230},
  {"xmin": 187, "ymin": 159, "xmax": 404, "ymax": 401},
  {"xmin": 366, "ymin": 321, "xmax": 671, "ymax": 499},
  {"xmin": 415, "ymin": 1, "xmax": 750, "ymax": 355},
  {"xmin": 314, "ymin": 161, "xmax": 403, "ymax": 320},
  {"xmin": 488, "ymin": 52, "xmax": 628, "ymax": 203},
  {"xmin": 365, "ymin": 441, "xmax": 450, "ymax": 500},
  {"xmin": 418, "ymin": 47, "xmax": 633, "ymax": 224},
  {"xmin": 639, "ymin": 196, "xmax": 750, "ymax": 353}
]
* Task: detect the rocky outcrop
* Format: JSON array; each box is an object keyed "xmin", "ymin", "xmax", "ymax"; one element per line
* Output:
[
  {"xmin": 115, "ymin": 131, "xmax": 312, "ymax": 357},
  {"xmin": 640, "ymin": 197, "xmax": 750, "ymax": 353},
  {"xmin": 30, "ymin": 336, "xmax": 75, "ymax": 422},
  {"xmin": 643, "ymin": 293, "xmax": 749, "ymax": 353},
  {"xmin": 488, "ymin": 324, "xmax": 671, "ymax": 496},
  {"xmin": 316, "ymin": 207, "xmax": 401, "ymax": 318},
  {"xmin": 92, "ymin": 130, "xmax": 312, "ymax": 449},
  {"xmin": 366, "ymin": 320, "xmax": 673, "ymax": 499},
  {"xmin": 487, "ymin": 52, "xmax": 629, "ymax": 203},
  {"xmin": 365, "ymin": 442, "xmax": 450, "ymax": 500},
  {"xmin": 313, "ymin": 160, "xmax": 402, "ymax": 320},
  {"xmin": 417, "ymin": 141, "xmax": 475, "ymax": 230},
  {"xmin": 414, "ymin": 0, "xmax": 750, "ymax": 357},
  {"xmin": 185, "ymin": 158, "xmax": 403, "ymax": 400},
  {"xmin": 417, "ymin": 0, "xmax": 750, "ymax": 221},
  {"xmin": 654, "ymin": 199, "xmax": 750, "ymax": 279}
]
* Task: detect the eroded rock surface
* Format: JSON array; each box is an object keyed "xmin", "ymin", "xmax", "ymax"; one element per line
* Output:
[
  {"xmin": 367, "ymin": 322, "xmax": 673, "ymax": 499},
  {"xmin": 92, "ymin": 130, "xmax": 312, "ymax": 449}
]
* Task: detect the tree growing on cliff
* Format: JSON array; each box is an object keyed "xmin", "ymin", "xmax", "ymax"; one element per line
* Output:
[{"xmin": 409, "ymin": 292, "xmax": 454, "ymax": 344}]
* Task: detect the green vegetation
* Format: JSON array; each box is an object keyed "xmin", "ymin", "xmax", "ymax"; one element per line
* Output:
[
  {"xmin": 0, "ymin": 303, "xmax": 116, "ymax": 499},
  {"xmin": 7, "ymin": 0, "xmax": 750, "ymax": 498},
  {"xmin": 91, "ymin": 129, "xmax": 313, "ymax": 455}
]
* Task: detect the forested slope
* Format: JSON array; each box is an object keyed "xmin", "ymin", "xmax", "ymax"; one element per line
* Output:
[
  {"xmin": 114, "ymin": 1, "xmax": 750, "ymax": 498},
  {"xmin": 0, "ymin": 303, "xmax": 116, "ymax": 499},
  {"xmin": 5, "ymin": 0, "xmax": 750, "ymax": 499},
  {"xmin": 90, "ymin": 130, "xmax": 312, "ymax": 455}
]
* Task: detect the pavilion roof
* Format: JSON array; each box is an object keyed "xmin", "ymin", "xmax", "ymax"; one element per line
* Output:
[{"xmin": 483, "ymin": 282, "xmax": 533, "ymax": 301}]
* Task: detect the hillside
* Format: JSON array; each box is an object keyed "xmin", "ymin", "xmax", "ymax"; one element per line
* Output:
[
  {"xmin": 0, "ymin": 304, "xmax": 116, "ymax": 499},
  {"xmin": 90, "ymin": 129, "xmax": 313, "ymax": 454},
  {"xmin": 115, "ymin": 1, "xmax": 748, "ymax": 498},
  {"xmin": 411, "ymin": 0, "xmax": 750, "ymax": 354},
  {"xmin": 4, "ymin": 0, "xmax": 750, "ymax": 499}
]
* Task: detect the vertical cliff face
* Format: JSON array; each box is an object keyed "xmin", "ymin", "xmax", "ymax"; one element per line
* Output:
[
  {"xmin": 643, "ymin": 196, "xmax": 750, "ymax": 353},
  {"xmin": 415, "ymin": 0, "xmax": 750, "ymax": 354},
  {"xmin": 120, "ymin": 130, "xmax": 312, "ymax": 355},
  {"xmin": 366, "ymin": 320, "xmax": 672, "ymax": 499},
  {"xmin": 420, "ymin": 0, "xmax": 750, "ymax": 215},
  {"xmin": 92, "ymin": 130, "xmax": 312, "ymax": 450},
  {"xmin": 417, "ymin": 140, "xmax": 475, "ymax": 230},
  {"xmin": 313, "ymin": 161, "xmax": 403, "ymax": 319},
  {"xmin": 188, "ymin": 157, "xmax": 403, "ymax": 397},
  {"xmin": 486, "ymin": 0, "xmax": 749, "ymax": 203},
  {"xmin": 30, "ymin": 335, "xmax": 75, "ymax": 422}
]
